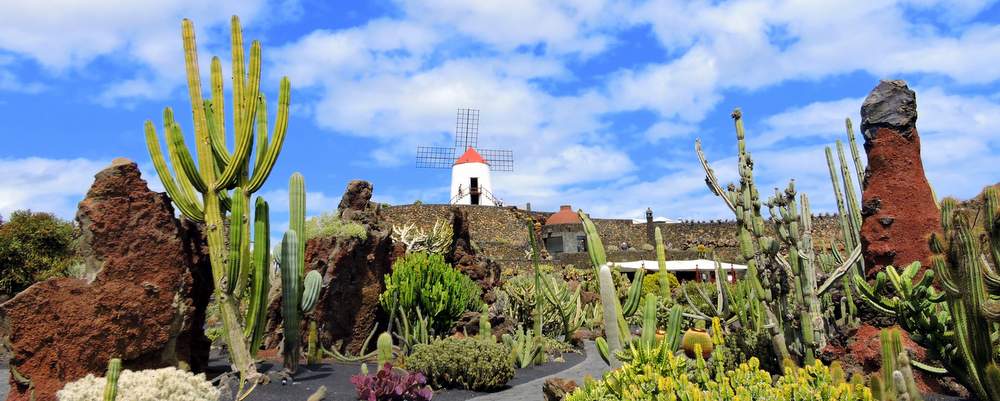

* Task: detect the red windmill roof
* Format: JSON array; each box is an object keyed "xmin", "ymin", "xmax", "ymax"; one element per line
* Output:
[
  {"xmin": 455, "ymin": 147, "xmax": 488, "ymax": 165},
  {"xmin": 545, "ymin": 205, "xmax": 581, "ymax": 225}
]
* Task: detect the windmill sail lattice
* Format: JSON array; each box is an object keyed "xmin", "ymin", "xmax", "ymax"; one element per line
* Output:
[{"xmin": 415, "ymin": 108, "xmax": 514, "ymax": 171}]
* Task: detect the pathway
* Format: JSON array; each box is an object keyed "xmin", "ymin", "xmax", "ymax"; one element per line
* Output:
[{"xmin": 466, "ymin": 341, "xmax": 608, "ymax": 401}]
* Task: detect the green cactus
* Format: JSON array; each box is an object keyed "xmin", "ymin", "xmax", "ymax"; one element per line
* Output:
[
  {"xmin": 144, "ymin": 15, "xmax": 288, "ymax": 381},
  {"xmin": 306, "ymin": 321, "xmax": 320, "ymax": 365},
  {"xmin": 694, "ymin": 109, "xmax": 864, "ymax": 367},
  {"xmin": 596, "ymin": 263, "xmax": 624, "ymax": 369},
  {"xmin": 525, "ymin": 218, "xmax": 546, "ymax": 345},
  {"xmin": 595, "ymin": 336, "xmax": 611, "ymax": 366},
  {"xmin": 872, "ymin": 329, "xmax": 923, "ymax": 401},
  {"xmin": 376, "ymin": 332, "xmax": 393, "ymax": 366},
  {"xmin": 639, "ymin": 294, "xmax": 657, "ymax": 350},
  {"xmin": 392, "ymin": 308, "xmax": 431, "ymax": 355},
  {"xmin": 280, "ymin": 173, "xmax": 323, "ymax": 374},
  {"xmin": 823, "ymin": 121, "xmax": 867, "ymax": 328},
  {"xmin": 578, "ymin": 211, "xmax": 606, "ymax": 272},
  {"xmin": 655, "ymin": 227, "xmax": 671, "ymax": 299},
  {"xmin": 103, "ymin": 358, "xmax": 121, "ymax": 401},
  {"xmin": 502, "ymin": 326, "xmax": 545, "ymax": 369}
]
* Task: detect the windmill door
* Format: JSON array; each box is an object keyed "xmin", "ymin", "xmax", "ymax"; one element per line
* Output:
[{"xmin": 470, "ymin": 177, "xmax": 480, "ymax": 205}]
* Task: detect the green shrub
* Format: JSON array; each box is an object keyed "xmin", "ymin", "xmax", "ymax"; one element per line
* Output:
[
  {"xmin": 380, "ymin": 252, "xmax": 481, "ymax": 334},
  {"xmin": 0, "ymin": 210, "xmax": 78, "ymax": 295},
  {"xmin": 641, "ymin": 272, "xmax": 679, "ymax": 297},
  {"xmin": 406, "ymin": 337, "xmax": 514, "ymax": 391},
  {"xmin": 304, "ymin": 212, "xmax": 367, "ymax": 241}
]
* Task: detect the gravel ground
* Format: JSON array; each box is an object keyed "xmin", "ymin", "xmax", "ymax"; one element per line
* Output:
[
  {"xmin": 233, "ymin": 347, "xmax": 586, "ymax": 401},
  {"xmin": 464, "ymin": 340, "xmax": 608, "ymax": 401}
]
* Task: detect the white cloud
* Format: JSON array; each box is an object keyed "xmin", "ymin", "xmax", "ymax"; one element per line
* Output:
[
  {"xmin": 394, "ymin": 0, "xmax": 621, "ymax": 56},
  {"xmin": 0, "ymin": 0, "xmax": 272, "ymax": 103},
  {"xmin": 0, "ymin": 157, "xmax": 109, "ymax": 219}
]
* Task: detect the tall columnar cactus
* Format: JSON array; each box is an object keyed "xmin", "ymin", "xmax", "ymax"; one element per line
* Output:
[
  {"xmin": 695, "ymin": 109, "xmax": 859, "ymax": 367},
  {"xmin": 655, "ymin": 227, "xmax": 670, "ymax": 299},
  {"xmin": 578, "ymin": 210, "xmax": 644, "ymax": 318},
  {"xmin": 144, "ymin": 16, "xmax": 287, "ymax": 381},
  {"xmin": 280, "ymin": 173, "xmax": 323, "ymax": 374},
  {"xmin": 871, "ymin": 329, "xmax": 923, "ymax": 401},
  {"xmin": 823, "ymin": 120, "xmax": 867, "ymax": 327},
  {"xmin": 639, "ymin": 294, "xmax": 658, "ymax": 350},
  {"xmin": 524, "ymin": 218, "xmax": 548, "ymax": 365},
  {"xmin": 103, "ymin": 358, "xmax": 121, "ymax": 401},
  {"xmin": 769, "ymin": 185, "xmax": 825, "ymax": 364},
  {"xmin": 927, "ymin": 193, "xmax": 1000, "ymax": 401},
  {"xmin": 597, "ymin": 263, "xmax": 624, "ymax": 369}
]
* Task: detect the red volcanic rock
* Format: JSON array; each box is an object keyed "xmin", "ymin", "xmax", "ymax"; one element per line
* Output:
[
  {"xmin": 1, "ymin": 159, "xmax": 211, "ymax": 401},
  {"xmin": 829, "ymin": 324, "xmax": 957, "ymax": 395},
  {"xmin": 859, "ymin": 80, "xmax": 940, "ymax": 277}
]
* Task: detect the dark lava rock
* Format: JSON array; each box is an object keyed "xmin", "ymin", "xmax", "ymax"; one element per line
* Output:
[{"xmin": 0, "ymin": 158, "xmax": 211, "ymax": 401}]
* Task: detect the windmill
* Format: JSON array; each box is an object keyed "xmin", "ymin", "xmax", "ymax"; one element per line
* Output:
[{"xmin": 416, "ymin": 108, "xmax": 513, "ymax": 206}]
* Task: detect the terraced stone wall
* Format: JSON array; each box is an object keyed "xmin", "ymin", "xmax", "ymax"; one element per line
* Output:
[{"xmin": 381, "ymin": 204, "xmax": 844, "ymax": 270}]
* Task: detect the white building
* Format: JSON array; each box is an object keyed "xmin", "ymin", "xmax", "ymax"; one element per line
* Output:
[{"xmin": 450, "ymin": 147, "xmax": 497, "ymax": 206}]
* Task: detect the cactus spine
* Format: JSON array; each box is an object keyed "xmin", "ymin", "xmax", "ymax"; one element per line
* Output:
[
  {"xmin": 144, "ymin": 16, "xmax": 288, "ymax": 381},
  {"xmin": 280, "ymin": 173, "xmax": 322, "ymax": 374},
  {"xmin": 102, "ymin": 358, "xmax": 121, "ymax": 401}
]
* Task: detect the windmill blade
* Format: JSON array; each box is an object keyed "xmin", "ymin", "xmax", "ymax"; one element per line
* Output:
[
  {"xmin": 478, "ymin": 148, "xmax": 513, "ymax": 171},
  {"xmin": 455, "ymin": 108, "xmax": 479, "ymax": 150},
  {"xmin": 416, "ymin": 146, "xmax": 456, "ymax": 169}
]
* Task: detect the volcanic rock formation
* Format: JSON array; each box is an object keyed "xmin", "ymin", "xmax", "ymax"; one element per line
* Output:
[
  {"xmin": 0, "ymin": 158, "xmax": 211, "ymax": 401},
  {"xmin": 446, "ymin": 206, "xmax": 502, "ymax": 300},
  {"xmin": 859, "ymin": 80, "xmax": 940, "ymax": 277}
]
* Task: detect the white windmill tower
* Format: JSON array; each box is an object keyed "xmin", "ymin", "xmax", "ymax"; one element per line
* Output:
[{"xmin": 416, "ymin": 108, "xmax": 513, "ymax": 206}]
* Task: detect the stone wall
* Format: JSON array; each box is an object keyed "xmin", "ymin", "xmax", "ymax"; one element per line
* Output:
[{"xmin": 381, "ymin": 204, "xmax": 845, "ymax": 271}]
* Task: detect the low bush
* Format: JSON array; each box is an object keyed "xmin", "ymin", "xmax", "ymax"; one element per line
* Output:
[
  {"xmin": 0, "ymin": 210, "xmax": 78, "ymax": 295},
  {"xmin": 380, "ymin": 252, "xmax": 481, "ymax": 334},
  {"xmin": 304, "ymin": 212, "xmax": 367, "ymax": 241},
  {"xmin": 406, "ymin": 337, "xmax": 514, "ymax": 391},
  {"xmin": 640, "ymin": 272, "xmax": 679, "ymax": 297},
  {"xmin": 351, "ymin": 363, "xmax": 434, "ymax": 401},
  {"xmin": 57, "ymin": 367, "xmax": 218, "ymax": 401}
]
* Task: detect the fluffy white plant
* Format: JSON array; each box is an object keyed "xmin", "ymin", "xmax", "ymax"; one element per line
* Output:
[{"xmin": 57, "ymin": 367, "xmax": 219, "ymax": 401}]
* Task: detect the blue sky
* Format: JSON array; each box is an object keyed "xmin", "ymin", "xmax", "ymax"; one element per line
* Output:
[{"xmin": 2, "ymin": 0, "xmax": 999, "ymax": 239}]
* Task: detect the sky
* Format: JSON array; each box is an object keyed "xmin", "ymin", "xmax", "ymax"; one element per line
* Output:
[{"xmin": 1, "ymin": 0, "xmax": 999, "ymax": 240}]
